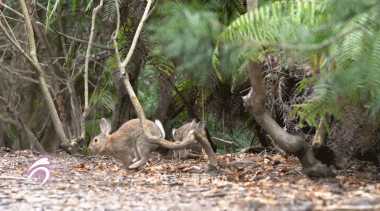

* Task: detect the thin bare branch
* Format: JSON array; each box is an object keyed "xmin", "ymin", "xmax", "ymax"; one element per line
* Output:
[
  {"xmin": 112, "ymin": 0, "xmax": 154, "ymax": 137},
  {"xmin": 0, "ymin": 2, "xmax": 23, "ymax": 17},
  {"xmin": 0, "ymin": 11, "xmax": 19, "ymax": 42},
  {"xmin": 84, "ymin": 0, "xmax": 104, "ymax": 112},
  {"xmin": 48, "ymin": 26, "xmax": 112, "ymax": 50},
  {"xmin": 0, "ymin": 4, "xmax": 111, "ymax": 50},
  {"xmin": 82, "ymin": 0, "xmax": 104, "ymax": 139},
  {"xmin": 120, "ymin": 0, "xmax": 153, "ymax": 70},
  {"xmin": 0, "ymin": 14, "xmax": 36, "ymax": 68},
  {"xmin": 0, "ymin": 66, "xmax": 39, "ymax": 84}
]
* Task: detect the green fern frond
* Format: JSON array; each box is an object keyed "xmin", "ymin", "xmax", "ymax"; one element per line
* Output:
[
  {"xmin": 367, "ymin": 31, "xmax": 380, "ymax": 116},
  {"xmin": 101, "ymin": 0, "xmax": 120, "ymax": 21},
  {"xmin": 220, "ymin": 0, "xmax": 328, "ymax": 45},
  {"xmin": 213, "ymin": 0, "xmax": 330, "ymax": 88},
  {"xmin": 218, "ymin": 0, "xmax": 380, "ymax": 124},
  {"xmin": 299, "ymin": 13, "xmax": 380, "ymax": 121},
  {"xmin": 148, "ymin": 55, "xmax": 175, "ymax": 77},
  {"xmin": 332, "ymin": 14, "xmax": 376, "ymax": 70}
]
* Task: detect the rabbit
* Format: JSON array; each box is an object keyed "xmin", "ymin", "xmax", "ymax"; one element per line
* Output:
[
  {"xmin": 89, "ymin": 118, "xmax": 217, "ymax": 169},
  {"xmin": 171, "ymin": 120, "xmax": 217, "ymax": 160},
  {"xmin": 89, "ymin": 118, "xmax": 163, "ymax": 168}
]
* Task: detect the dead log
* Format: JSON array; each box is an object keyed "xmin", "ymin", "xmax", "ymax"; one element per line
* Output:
[{"xmin": 245, "ymin": 62, "xmax": 333, "ymax": 177}]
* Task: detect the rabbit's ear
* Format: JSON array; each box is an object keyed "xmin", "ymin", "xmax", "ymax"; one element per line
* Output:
[
  {"xmin": 191, "ymin": 119, "xmax": 201, "ymax": 129},
  {"xmin": 100, "ymin": 118, "xmax": 111, "ymax": 135},
  {"xmin": 190, "ymin": 119, "xmax": 196, "ymax": 128},
  {"xmin": 155, "ymin": 119, "xmax": 165, "ymax": 138},
  {"xmin": 172, "ymin": 128, "xmax": 177, "ymax": 138}
]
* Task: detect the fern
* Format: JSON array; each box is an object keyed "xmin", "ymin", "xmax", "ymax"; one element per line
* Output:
[
  {"xmin": 213, "ymin": 0, "xmax": 330, "ymax": 90},
  {"xmin": 219, "ymin": 0, "xmax": 328, "ymax": 46},
  {"xmin": 296, "ymin": 12, "xmax": 380, "ymax": 123},
  {"xmin": 101, "ymin": 0, "xmax": 120, "ymax": 22},
  {"xmin": 217, "ymin": 0, "xmax": 380, "ymax": 126},
  {"xmin": 89, "ymin": 57, "xmax": 117, "ymax": 113}
]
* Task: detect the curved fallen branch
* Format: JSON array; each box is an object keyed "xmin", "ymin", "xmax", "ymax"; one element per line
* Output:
[{"xmin": 245, "ymin": 62, "xmax": 334, "ymax": 177}]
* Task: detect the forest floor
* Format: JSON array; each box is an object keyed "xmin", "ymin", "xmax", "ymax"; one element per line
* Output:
[{"xmin": 1, "ymin": 148, "xmax": 380, "ymax": 211}]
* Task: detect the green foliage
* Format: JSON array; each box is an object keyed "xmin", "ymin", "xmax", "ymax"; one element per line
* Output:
[
  {"xmin": 213, "ymin": 0, "xmax": 332, "ymax": 91},
  {"xmin": 42, "ymin": 0, "xmax": 115, "ymax": 30},
  {"xmin": 84, "ymin": 118, "xmax": 101, "ymax": 149},
  {"xmin": 148, "ymin": 2, "xmax": 222, "ymax": 87},
  {"xmin": 218, "ymin": 0, "xmax": 380, "ymax": 127},
  {"xmin": 222, "ymin": 0, "xmax": 328, "ymax": 42},
  {"xmin": 294, "ymin": 2, "xmax": 380, "ymax": 123},
  {"xmin": 84, "ymin": 56, "xmax": 117, "ymax": 141},
  {"xmin": 200, "ymin": 0, "xmax": 246, "ymax": 24},
  {"xmin": 212, "ymin": 44, "xmax": 252, "ymax": 91},
  {"xmin": 218, "ymin": 0, "xmax": 330, "ymax": 60},
  {"xmin": 44, "ymin": 0, "xmax": 89, "ymax": 29},
  {"xmin": 89, "ymin": 57, "xmax": 117, "ymax": 114},
  {"xmin": 138, "ymin": 65, "xmax": 160, "ymax": 118},
  {"xmin": 326, "ymin": 0, "xmax": 378, "ymax": 22},
  {"xmin": 45, "ymin": 0, "xmax": 61, "ymax": 29},
  {"xmin": 206, "ymin": 114, "xmax": 255, "ymax": 152}
]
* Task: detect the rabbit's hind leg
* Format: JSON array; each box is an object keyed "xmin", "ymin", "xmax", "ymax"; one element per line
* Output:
[
  {"xmin": 128, "ymin": 144, "xmax": 150, "ymax": 169},
  {"xmin": 132, "ymin": 144, "xmax": 139, "ymax": 162}
]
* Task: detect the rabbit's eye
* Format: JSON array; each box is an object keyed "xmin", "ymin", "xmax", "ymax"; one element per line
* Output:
[{"xmin": 94, "ymin": 138, "xmax": 98, "ymax": 143}]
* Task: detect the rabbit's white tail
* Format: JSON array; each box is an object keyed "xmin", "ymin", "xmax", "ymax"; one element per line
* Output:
[{"xmin": 155, "ymin": 120, "xmax": 165, "ymax": 138}]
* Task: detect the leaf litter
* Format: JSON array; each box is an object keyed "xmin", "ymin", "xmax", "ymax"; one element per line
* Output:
[{"xmin": 1, "ymin": 147, "xmax": 380, "ymax": 210}]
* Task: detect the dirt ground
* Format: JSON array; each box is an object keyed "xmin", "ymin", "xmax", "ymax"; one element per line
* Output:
[{"xmin": 1, "ymin": 148, "xmax": 380, "ymax": 211}]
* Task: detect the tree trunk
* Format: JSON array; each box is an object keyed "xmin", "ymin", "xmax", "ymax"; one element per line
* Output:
[
  {"xmin": 41, "ymin": 123, "xmax": 60, "ymax": 152},
  {"xmin": 244, "ymin": 0, "xmax": 272, "ymax": 148},
  {"xmin": 246, "ymin": 62, "xmax": 333, "ymax": 177}
]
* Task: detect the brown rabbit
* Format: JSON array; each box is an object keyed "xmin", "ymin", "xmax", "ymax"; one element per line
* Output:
[
  {"xmin": 171, "ymin": 120, "xmax": 203, "ymax": 159},
  {"xmin": 89, "ymin": 118, "xmax": 217, "ymax": 169},
  {"xmin": 89, "ymin": 118, "xmax": 163, "ymax": 168},
  {"xmin": 171, "ymin": 120, "xmax": 216, "ymax": 159}
]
